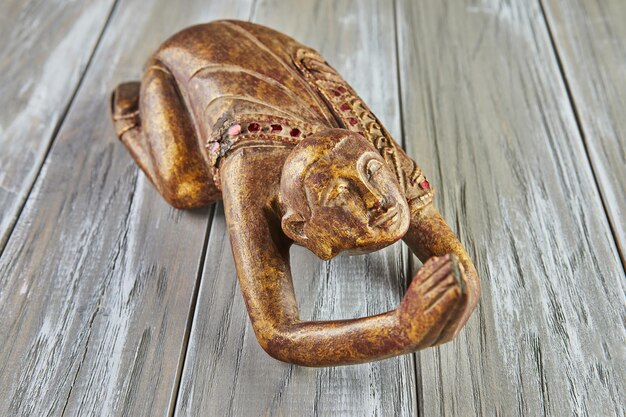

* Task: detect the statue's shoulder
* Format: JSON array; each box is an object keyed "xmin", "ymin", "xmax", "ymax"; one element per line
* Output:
[
  {"xmin": 149, "ymin": 22, "xmax": 235, "ymax": 71},
  {"xmin": 153, "ymin": 21, "xmax": 301, "ymax": 65}
]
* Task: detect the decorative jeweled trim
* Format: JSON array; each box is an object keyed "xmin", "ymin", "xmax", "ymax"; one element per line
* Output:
[{"xmin": 206, "ymin": 114, "xmax": 322, "ymax": 167}]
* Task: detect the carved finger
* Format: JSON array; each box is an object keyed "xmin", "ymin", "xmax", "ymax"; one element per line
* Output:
[
  {"xmin": 416, "ymin": 262, "xmax": 456, "ymax": 294},
  {"xmin": 425, "ymin": 283, "xmax": 462, "ymax": 315},
  {"xmin": 432, "ymin": 266, "xmax": 472, "ymax": 345},
  {"xmin": 401, "ymin": 254, "xmax": 458, "ymax": 318},
  {"xmin": 409, "ymin": 285, "xmax": 463, "ymax": 348},
  {"xmin": 414, "ymin": 254, "xmax": 452, "ymax": 283},
  {"xmin": 407, "ymin": 255, "xmax": 454, "ymax": 298},
  {"xmin": 423, "ymin": 256, "xmax": 465, "ymax": 315},
  {"xmin": 422, "ymin": 275, "xmax": 457, "ymax": 309}
]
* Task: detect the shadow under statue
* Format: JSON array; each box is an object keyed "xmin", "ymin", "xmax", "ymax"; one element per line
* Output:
[{"xmin": 110, "ymin": 20, "xmax": 480, "ymax": 367}]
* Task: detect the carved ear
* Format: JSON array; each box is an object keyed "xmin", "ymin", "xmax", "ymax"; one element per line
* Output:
[{"xmin": 282, "ymin": 212, "xmax": 308, "ymax": 242}]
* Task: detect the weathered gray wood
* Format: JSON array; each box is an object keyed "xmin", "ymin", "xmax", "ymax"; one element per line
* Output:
[
  {"xmin": 0, "ymin": 0, "xmax": 117, "ymax": 251},
  {"xmin": 174, "ymin": 1, "xmax": 417, "ymax": 416},
  {"xmin": 0, "ymin": 1, "xmax": 253, "ymax": 417},
  {"xmin": 541, "ymin": 0, "xmax": 626, "ymax": 265},
  {"xmin": 4, "ymin": 1, "xmax": 624, "ymax": 416},
  {"xmin": 396, "ymin": 0, "xmax": 625, "ymax": 416}
]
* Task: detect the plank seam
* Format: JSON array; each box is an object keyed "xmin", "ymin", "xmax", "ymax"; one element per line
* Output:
[
  {"xmin": 393, "ymin": 0, "xmax": 423, "ymax": 414},
  {"xmin": 538, "ymin": 0, "xmax": 626, "ymax": 269},
  {"xmin": 169, "ymin": 206, "xmax": 216, "ymax": 417},
  {"xmin": 0, "ymin": 0, "xmax": 122, "ymax": 258},
  {"xmin": 248, "ymin": 0, "xmax": 258, "ymax": 21}
]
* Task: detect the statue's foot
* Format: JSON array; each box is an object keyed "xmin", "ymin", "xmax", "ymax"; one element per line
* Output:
[
  {"xmin": 111, "ymin": 81, "xmax": 141, "ymax": 138},
  {"xmin": 110, "ymin": 81, "xmax": 156, "ymax": 186}
]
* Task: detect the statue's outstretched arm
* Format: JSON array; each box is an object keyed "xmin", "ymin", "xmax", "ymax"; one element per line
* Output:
[
  {"xmin": 232, "ymin": 233, "xmax": 465, "ymax": 366},
  {"xmin": 223, "ymin": 197, "xmax": 469, "ymax": 366}
]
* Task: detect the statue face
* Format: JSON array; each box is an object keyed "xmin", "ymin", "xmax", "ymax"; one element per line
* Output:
[{"xmin": 297, "ymin": 142, "xmax": 410, "ymax": 259}]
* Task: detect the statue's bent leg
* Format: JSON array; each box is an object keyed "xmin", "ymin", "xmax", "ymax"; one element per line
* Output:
[
  {"xmin": 111, "ymin": 81, "xmax": 153, "ymax": 177},
  {"xmin": 111, "ymin": 65, "xmax": 220, "ymax": 208}
]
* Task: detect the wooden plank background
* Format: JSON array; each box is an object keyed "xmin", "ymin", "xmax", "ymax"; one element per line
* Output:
[
  {"xmin": 396, "ymin": 1, "xmax": 624, "ymax": 416},
  {"xmin": 541, "ymin": 0, "xmax": 626, "ymax": 264},
  {"xmin": 0, "ymin": 0, "xmax": 623, "ymax": 416},
  {"xmin": 0, "ymin": 0, "xmax": 117, "ymax": 250}
]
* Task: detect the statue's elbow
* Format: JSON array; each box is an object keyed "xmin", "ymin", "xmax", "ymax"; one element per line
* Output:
[{"xmin": 254, "ymin": 324, "xmax": 321, "ymax": 367}]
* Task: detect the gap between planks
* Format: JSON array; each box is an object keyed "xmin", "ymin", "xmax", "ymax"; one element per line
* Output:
[
  {"xmin": 0, "ymin": 0, "xmax": 120, "ymax": 256},
  {"xmin": 168, "ymin": 207, "xmax": 216, "ymax": 417},
  {"xmin": 538, "ymin": 0, "xmax": 626, "ymax": 269}
]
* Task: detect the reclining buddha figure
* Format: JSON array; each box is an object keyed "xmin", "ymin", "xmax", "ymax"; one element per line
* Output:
[{"xmin": 111, "ymin": 20, "xmax": 480, "ymax": 366}]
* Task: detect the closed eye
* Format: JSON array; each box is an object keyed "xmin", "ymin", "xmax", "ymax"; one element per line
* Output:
[
  {"xmin": 332, "ymin": 184, "xmax": 349, "ymax": 200},
  {"xmin": 323, "ymin": 180, "xmax": 350, "ymax": 204},
  {"xmin": 367, "ymin": 159, "xmax": 383, "ymax": 180}
]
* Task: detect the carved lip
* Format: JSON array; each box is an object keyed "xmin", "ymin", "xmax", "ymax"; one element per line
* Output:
[{"xmin": 370, "ymin": 206, "xmax": 399, "ymax": 228}]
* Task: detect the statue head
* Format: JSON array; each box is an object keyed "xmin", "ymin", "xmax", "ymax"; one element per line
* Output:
[{"xmin": 280, "ymin": 129, "xmax": 410, "ymax": 260}]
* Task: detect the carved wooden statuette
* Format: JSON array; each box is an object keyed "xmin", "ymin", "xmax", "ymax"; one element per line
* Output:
[{"xmin": 110, "ymin": 20, "xmax": 480, "ymax": 366}]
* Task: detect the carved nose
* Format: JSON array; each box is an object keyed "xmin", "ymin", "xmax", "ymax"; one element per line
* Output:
[
  {"xmin": 364, "ymin": 190, "xmax": 388, "ymax": 212},
  {"xmin": 372, "ymin": 196, "xmax": 386, "ymax": 210}
]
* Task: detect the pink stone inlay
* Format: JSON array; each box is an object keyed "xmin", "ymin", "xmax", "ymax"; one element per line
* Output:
[{"xmin": 228, "ymin": 124, "xmax": 241, "ymax": 136}]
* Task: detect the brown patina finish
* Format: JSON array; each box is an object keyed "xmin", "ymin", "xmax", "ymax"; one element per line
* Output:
[{"xmin": 110, "ymin": 20, "xmax": 480, "ymax": 367}]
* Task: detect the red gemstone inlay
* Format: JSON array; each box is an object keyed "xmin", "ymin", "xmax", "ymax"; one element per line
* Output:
[
  {"xmin": 349, "ymin": 117, "xmax": 358, "ymax": 126},
  {"xmin": 248, "ymin": 123, "xmax": 260, "ymax": 132},
  {"xmin": 419, "ymin": 180, "xmax": 430, "ymax": 190},
  {"xmin": 337, "ymin": 86, "xmax": 347, "ymax": 93},
  {"xmin": 289, "ymin": 128, "xmax": 301, "ymax": 137},
  {"xmin": 340, "ymin": 103, "xmax": 350, "ymax": 111},
  {"xmin": 270, "ymin": 124, "xmax": 282, "ymax": 132},
  {"xmin": 333, "ymin": 89, "xmax": 342, "ymax": 97}
]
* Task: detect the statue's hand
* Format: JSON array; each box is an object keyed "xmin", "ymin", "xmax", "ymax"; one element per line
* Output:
[{"xmin": 397, "ymin": 254, "xmax": 470, "ymax": 349}]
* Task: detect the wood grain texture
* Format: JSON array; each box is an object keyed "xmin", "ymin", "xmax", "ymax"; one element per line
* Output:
[
  {"xmin": 0, "ymin": 0, "xmax": 252, "ymax": 416},
  {"xmin": 3, "ymin": 0, "xmax": 624, "ymax": 415},
  {"xmin": 174, "ymin": 0, "xmax": 417, "ymax": 415},
  {"xmin": 396, "ymin": 0, "xmax": 625, "ymax": 416},
  {"xmin": 0, "ymin": 0, "xmax": 117, "ymax": 251},
  {"xmin": 541, "ymin": 0, "xmax": 626, "ymax": 265}
]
